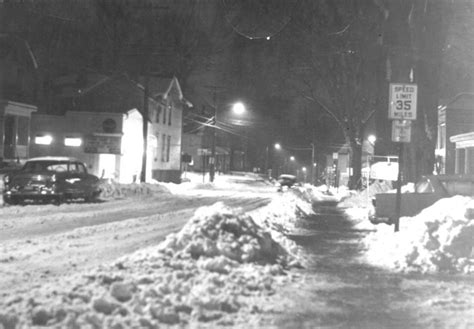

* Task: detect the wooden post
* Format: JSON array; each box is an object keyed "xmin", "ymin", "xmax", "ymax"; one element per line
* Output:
[{"xmin": 394, "ymin": 143, "xmax": 403, "ymax": 232}]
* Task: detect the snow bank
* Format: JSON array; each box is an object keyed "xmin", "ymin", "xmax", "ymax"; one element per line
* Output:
[
  {"xmin": 363, "ymin": 196, "xmax": 474, "ymax": 273},
  {"xmin": 335, "ymin": 181, "xmax": 393, "ymax": 231},
  {"xmin": 250, "ymin": 188, "xmax": 315, "ymax": 237},
  {"xmin": 338, "ymin": 180, "xmax": 393, "ymax": 209},
  {"xmin": 99, "ymin": 180, "xmax": 171, "ymax": 199},
  {"xmin": 0, "ymin": 202, "xmax": 303, "ymax": 328},
  {"xmin": 158, "ymin": 202, "xmax": 297, "ymax": 267}
]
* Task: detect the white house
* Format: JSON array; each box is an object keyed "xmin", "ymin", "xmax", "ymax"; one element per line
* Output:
[{"xmin": 30, "ymin": 74, "xmax": 189, "ymax": 183}]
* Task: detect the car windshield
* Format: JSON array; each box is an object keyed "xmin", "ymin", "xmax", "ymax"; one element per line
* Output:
[{"xmin": 23, "ymin": 161, "xmax": 69, "ymax": 173}]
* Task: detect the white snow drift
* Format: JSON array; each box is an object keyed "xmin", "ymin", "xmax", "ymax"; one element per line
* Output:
[{"xmin": 0, "ymin": 191, "xmax": 308, "ymax": 328}]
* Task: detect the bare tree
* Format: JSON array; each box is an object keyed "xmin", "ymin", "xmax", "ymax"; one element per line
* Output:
[
  {"xmin": 376, "ymin": 0, "xmax": 455, "ymax": 181},
  {"xmin": 279, "ymin": 0, "xmax": 384, "ymax": 188}
]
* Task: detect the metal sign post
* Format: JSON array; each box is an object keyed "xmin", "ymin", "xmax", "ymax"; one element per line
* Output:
[{"xmin": 389, "ymin": 83, "xmax": 417, "ymax": 232}]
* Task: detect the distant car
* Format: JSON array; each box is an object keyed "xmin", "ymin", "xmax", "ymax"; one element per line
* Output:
[
  {"xmin": 276, "ymin": 174, "xmax": 297, "ymax": 192},
  {"xmin": 2, "ymin": 156, "xmax": 101, "ymax": 205}
]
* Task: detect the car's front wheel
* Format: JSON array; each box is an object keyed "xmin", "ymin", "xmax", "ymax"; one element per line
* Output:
[
  {"xmin": 84, "ymin": 190, "xmax": 100, "ymax": 203},
  {"xmin": 4, "ymin": 195, "xmax": 19, "ymax": 205}
]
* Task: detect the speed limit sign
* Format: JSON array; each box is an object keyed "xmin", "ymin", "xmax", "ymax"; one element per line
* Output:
[{"xmin": 389, "ymin": 83, "xmax": 418, "ymax": 120}]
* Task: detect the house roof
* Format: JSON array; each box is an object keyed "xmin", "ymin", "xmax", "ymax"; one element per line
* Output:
[
  {"xmin": 55, "ymin": 73, "xmax": 191, "ymax": 115},
  {"xmin": 439, "ymin": 93, "xmax": 474, "ymax": 111}
]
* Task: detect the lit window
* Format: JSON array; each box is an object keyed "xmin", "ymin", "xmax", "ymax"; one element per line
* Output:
[
  {"xmin": 35, "ymin": 135, "xmax": 53, "ymax": 145},
  {"xmin": 64, "ymin": 137, "xmax": 82, "ymax": 147}
]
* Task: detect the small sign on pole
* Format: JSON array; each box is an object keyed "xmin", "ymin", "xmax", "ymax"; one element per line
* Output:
[
  {"xmin": 389, "ymin": 83, "xmax": 418, "ymax": 120},
  {"xmin": 391, "ymin": 120, "xmax": 412, "ymax": 143}
]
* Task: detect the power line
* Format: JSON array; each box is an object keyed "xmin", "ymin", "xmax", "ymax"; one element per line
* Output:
[{"xmin": 221, "ymin": 0, "xmax": 300, "ymax": 40}]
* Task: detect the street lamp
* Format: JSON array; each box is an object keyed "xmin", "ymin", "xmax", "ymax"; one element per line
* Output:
[
  {"xmin": 210, "ymin": 102, "xmax": 246, "ymax": 182},
  {"xmin": 368, "ymin": 135, "xmax": 376, "ymax": 145},
  {"xmin": 232, "ymin": 102, "xmax": 246, "ymax": 115}
]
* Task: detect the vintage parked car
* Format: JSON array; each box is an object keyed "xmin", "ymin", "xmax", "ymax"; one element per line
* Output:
[
  {"xmin": 2, "ymin": 156, "xmax": 101, "ymax": 205},
  {"xmin": 276, "ymin": 174, "xmax": 297, "ymax": 192}
]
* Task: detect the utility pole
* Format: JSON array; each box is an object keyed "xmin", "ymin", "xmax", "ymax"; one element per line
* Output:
[
  {"xmin": 209, "ymin": 91, "xmax": 217, "ymax": 182},
  {"xmin": 264, "ymin": 145, "xmax": 269, "ymax": 177},
  {"xmin": 140, "ymin": 75, "xmax": 150, "ymax": 183},
  {"xmin": 311, "ymin": 142, "xmax": 315, "ymax": 185}
]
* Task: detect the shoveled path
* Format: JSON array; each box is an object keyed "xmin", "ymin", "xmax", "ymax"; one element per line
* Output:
[{"xmin": 266, "ymin": 201, "xmax": 474, "ymax": 329}]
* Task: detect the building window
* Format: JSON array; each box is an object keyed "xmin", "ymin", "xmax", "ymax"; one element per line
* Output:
[
  {"xmin": 35, "ymin": 135, "xmax": 53, "ymax": 145},
  {"xmin": 168, "ymin": 105, "xmax": 172, "ymax": 126},
  {"xmin": 161, "ymin": 134, "xmax": 171, "ymax": 162},
  {"xmin": 155, "ymin": 106, "xmax": 161, "ymax": 123},
  {"xmin": 455, "ymin": 149, "xmax": 465, "ymax": 174},
  {"xmin": 161, "ymin": 133, "xmax": 166, "ymax": 162},
  {"xmin": 162, "ymin": 104, "xmax": 167, "ymax": 124},
  {"xmin": 467, "ymin": 148, "xmax": 474, "ymax": 174},
  {"xmin": 166, "ymin": 135, "xmax": 171, "ymax": 161},
  {"xmin": 64, "ymin": 137, "xmax": 82, "ymax": 147},
  {"xmin": 17, "ymin": 117, "xmax": 29, "ymax": 146},
  {"xmin": 438, "ymin": 123, "xmax": 446, "ymax": 149}
]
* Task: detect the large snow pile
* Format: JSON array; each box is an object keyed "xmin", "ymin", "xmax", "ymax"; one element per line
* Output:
[
  {"xmin": 157, "ymin": 202, "xmax": 298, "ymax": 267},
  {"xmin": 363, "ymin": 196, "xmax": 474, "ymax": 273},
  {"xmin": 251, "ymin": 188, "xmax": 315, "ymax": 237},
  {"xmin": 0, "ymin": 203, "xmax": 300, "ymax": 328}
]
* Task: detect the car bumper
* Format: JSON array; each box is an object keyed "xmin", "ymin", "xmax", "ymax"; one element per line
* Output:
[{"xmin": 3, "ymin": 187, "xmax": 61, "ymax": 198}]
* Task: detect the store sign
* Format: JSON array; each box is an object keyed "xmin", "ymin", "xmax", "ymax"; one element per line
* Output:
[
  {"xmin": 389, "ymin": 83, "xmax": 418, "ymax": 120},
  {"xmin": 391, "ymin": 120, "xmax": 412, "ymax": 143},
  {"xmin": 84, "ymin": 135, "xmax": 121, "ymax": 154}
]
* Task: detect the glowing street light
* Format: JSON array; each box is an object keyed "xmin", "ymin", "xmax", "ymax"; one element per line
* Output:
[
  {"xmin": 232, "ymin": 102, "xmax": 246, "ymax": 115},
  {"xmin": 290, "ymin": 156, "xmax": 295, "ymax": 161},
  {"xmin": 368, "ymin": 134, "xmax": 377, "ymax": 145},
  {"xmin": 274, "ymin": 143, "xmax": 281, "ymax": 150},
  {"xmin": 210, "ymin": 101, "xmax": 246, "ymax": 182}
]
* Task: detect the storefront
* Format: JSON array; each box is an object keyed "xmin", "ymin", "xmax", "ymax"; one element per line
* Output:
[{"xmin": 0, "ymin": 100, "xmax": 37, "ymax": 163}]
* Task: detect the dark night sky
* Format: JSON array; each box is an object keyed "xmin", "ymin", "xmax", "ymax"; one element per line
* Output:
[{"xmin": 1, "ymin": 0, "xmax": 473, "ymax": 171}]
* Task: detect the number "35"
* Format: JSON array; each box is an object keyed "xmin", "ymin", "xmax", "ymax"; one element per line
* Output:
[{"xmin": 395, "ymin": 100, "xmax": 411, "ymax": 110}]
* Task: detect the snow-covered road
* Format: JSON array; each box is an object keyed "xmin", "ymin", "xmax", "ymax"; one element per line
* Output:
[
  {"xmin": 0, "ymin": 185, "xmax": 271, "ymax": 296},
  {"xmin": 0, "ymin": 174, "xmax": 472, "ymax": 328}
]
